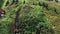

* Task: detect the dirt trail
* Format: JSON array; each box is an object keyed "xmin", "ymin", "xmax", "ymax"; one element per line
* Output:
[
  {"xmin": 14, "ymin": 8, "xmax": 21, "ymax": 34},
  {"xmin": 44, "ymin": 1, "xmax": 60, "ymax": 6}
]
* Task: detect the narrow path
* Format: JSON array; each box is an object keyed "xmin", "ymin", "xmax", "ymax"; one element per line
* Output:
[
  {"xmin": 14, "ymin": 8, "xmax": 21, "ymax": 34},
  {"xmin": 44, "ymin": 1, "xmax": 60, "ymax": 7}
]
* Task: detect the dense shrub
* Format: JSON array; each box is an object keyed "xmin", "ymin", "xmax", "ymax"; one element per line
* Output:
[
  {"xmin": 53, "ymin": 7, "xmax": 58, "ymax": 14},
  {"xmin": 0, "ymin": 20, "xmax": 12, "ymax": 34},
  {"xmin": 0, "ymin": 0, "xmax": 56, "ymax": 34},
  {"xmin": 38, "ymin": 1, "xmax": 43, "ymax": 6},
  {"xmin": 55, "ymin": 0, "xmax": 58, "ymax": 2},
  {"xmin": 19, "ymin": 5, "xmax": 55, "ymax": 34},
  {"xmin": 0, "ymin": 0, "xmax": 4, "ymax": 8},
  {"xmin": 42, "ymin": 2, "xmax": 48, "ymax": 9}
]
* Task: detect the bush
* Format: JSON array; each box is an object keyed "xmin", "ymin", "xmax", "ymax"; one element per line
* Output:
[
  {"xmin": 0, "ymin": 0, "xmax": 4, "ymax": 8},
  {"xmin": 43, "ymin": 2, "xmax": 48, "ymax": 9},
  {"xmin": 38, "ymin": 1, "xmax": 43, "ymax": 6},
  {"xmin": 19, "ymin": 5, "xmax": 55, "ymax": 34},
  {"xmin": 53, "ymin": 7, "xmax": 58, "ymax": 14},
  {"xmin": 55, "ymin": 0, "xmax": 58, "ymax": 2}
]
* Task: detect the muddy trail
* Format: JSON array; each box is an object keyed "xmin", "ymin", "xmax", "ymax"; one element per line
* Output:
[{"xmin": 13, "ymin": 8, "xmax": 21, "ymax": 34}]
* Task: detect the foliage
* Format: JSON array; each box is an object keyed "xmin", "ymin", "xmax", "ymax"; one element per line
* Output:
[
  {"xmin": 0, "ymin": 0, "xmax": 60, "ymax": 34},
  {"xmin": 19, "ymin": 5, "xmax": 54, "ymax": 34},
  {"xmin": 55, "ymin": 0, "xmax": 58, "ymax": 2},
  {"xmin": 0, "ymin": 0, "xmax": 4, "ymax": 8}
]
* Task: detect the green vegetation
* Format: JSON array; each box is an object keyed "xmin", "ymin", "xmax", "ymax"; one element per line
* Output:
[
  {"xmin": 0, "ymin": 0, "xmax": 60, "ymax": 34},
  {"xmin": 0, "ymin": 0, "xmax": 4, "ymax": 8},
  {"xmin": 55, "ymin": 0, "xmax": 58, "ymax": 2}
]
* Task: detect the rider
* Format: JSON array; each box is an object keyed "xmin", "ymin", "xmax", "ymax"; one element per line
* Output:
[{"xmin": 0, "ymin": 8, "xmax": 5, "ymax": 18}]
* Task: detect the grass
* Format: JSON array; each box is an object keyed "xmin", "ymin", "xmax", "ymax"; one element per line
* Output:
[{"xmin": 0, "ymin": 0, "xmax": 60, "ymax": 34}]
